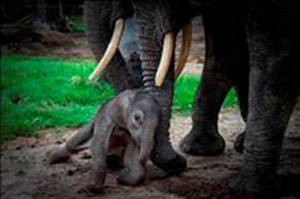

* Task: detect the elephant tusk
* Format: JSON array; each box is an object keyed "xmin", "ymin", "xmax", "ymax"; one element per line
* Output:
[
  {"xmin": 89, "ymin": 18, "xmax": 125, "ymax": 80},
  {"xmin": 175, "ymin": 21, "xmax": 192, "ymax": 78},
  {"xmin": 155, "ymin": 32, "xmax": 175, "ymax": 87}
]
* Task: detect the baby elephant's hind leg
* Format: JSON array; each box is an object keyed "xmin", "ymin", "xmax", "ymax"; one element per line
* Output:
[{"xmin": 49, "ymin": 122, "xmax": 94, "ymax": 164}]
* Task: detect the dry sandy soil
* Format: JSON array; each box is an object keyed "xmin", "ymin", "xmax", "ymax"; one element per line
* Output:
[{"xmin": 1, "ymin": 108, "xmax": 300, "ymax": 199}]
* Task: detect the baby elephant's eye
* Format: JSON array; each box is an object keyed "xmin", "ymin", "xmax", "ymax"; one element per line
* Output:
[
  {"xmin": 134, "ymin": 114, "xmax": 141, "ymax": 122},
  {"xmin": 133, "ymin": 111, "xmax": 144, "ymax": 126}
]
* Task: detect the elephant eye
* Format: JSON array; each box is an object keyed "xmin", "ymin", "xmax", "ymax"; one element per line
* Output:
[
  {"xmin": 134, "ymin": 115, "xmax": 142, "ymax": 125},
  {"xmin": 134, "ymin": 114, "xmax": 141, "ymax": 122},
  {"xmin": 132, "ymin": 111, "xmax": 144, "ymax": 126}
]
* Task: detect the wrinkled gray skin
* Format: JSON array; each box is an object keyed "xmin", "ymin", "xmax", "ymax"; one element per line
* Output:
[
  {"xmin": 84, "ymin": 0, "xmax": 247, "ymax": 176},
  {"xmin": 178, "ymin": 2, "xmax": 249, "ymax": 156},
  {"xmin": 84, "ymin": 0, "xmax": 139, "ymax": 92},
  {"xmin": 132, "ymin": 0, "xmax": 249, "ymax": 164},
  {"xmin": 50, "ymin": 89, "xmax": 161, "ymax": 192},
  {"xmin": 133, "ymin": 0, "xmax": 299, "ymax": 197},
  {"xmin": 84, "ymin": 0, "xmax": 299, "ymax": 196},
  {"xmin": 84, "ymin": 0, "xmax": 187, "ymax": 175}
]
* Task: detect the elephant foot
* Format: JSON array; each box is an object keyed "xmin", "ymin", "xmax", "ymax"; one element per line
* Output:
[
  {"xmin": 228, "ymin": 171, "xmax": 282, "ymax": 199},
  {"xmin": 150, "ymin": 139, "xmax": 187, "ymax": 175},
  {"xmin": 179, "ymin": 129, "xmax": 225, "ymax": 156},
  {"xmin": 117, "ymin": 169, "xmax": 144, "ymax": 186},
  {"xmin": 234, "ymin": 131, "xmax": 245, "ymax": 153}
]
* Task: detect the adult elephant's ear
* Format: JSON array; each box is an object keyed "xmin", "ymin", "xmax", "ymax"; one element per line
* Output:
[{"xmin": 84, "ymin": 0, "xmax": 135, "ymax": 93}]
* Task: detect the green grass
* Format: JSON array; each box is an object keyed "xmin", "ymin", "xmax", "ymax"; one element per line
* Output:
[
  {"xmin": 0, "ymin": 55, "xmax": 240, "ymax": 142},
  {"xmin": 1, "ymin": 55, "xmax": 114, "ymax": 141},
  {"xmin": 173, "ymin": 75, "xmax": 238, "ymax": 114},
  {"xmin": 173, "ymin": 75, "xmax": 199, "ymax": 114}
]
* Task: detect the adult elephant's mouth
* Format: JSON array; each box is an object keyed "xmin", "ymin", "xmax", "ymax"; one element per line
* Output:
[
  {"xmin": 156, "ymin": 21, "xmax": 192, "ymax": 87},
  {"xmin": 89, "ymin": 18, "xmax": 125, "ymax": 81},
  {"xmin": 88, "ymin": 19, "xmax": 192, "ymax": 86},
  {"xmin": 84, "ymin": 0, "xmax": 138, "ymax": 93}
]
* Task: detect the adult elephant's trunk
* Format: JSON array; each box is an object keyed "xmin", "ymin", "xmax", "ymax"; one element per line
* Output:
[
  {"xmin": 84, "ymin": 0, "xmax": 136, "ymax": 93},
  {"xmin": 133, "ymin": 1, "xmax": 187, "ymax": 174}
]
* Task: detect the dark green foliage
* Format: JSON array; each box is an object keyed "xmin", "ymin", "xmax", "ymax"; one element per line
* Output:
[{"xmin": 173, "ymin": 75, "xmax": 238, "ymax": 115}]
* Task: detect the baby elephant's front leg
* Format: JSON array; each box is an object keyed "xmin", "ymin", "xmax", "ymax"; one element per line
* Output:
[
  {"xmin": 117, "ymin": 138, "xmax": 146, "ymax": 185},
  {"xmin": 88, "ymin": 144, "xmax": 107, "ymax": 193},
  {"xmin": 87, "ymin": 120, "xmax": 114, "ymax": 193}
]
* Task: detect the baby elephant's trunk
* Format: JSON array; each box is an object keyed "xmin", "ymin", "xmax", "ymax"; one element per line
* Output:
[{"xmin": 137, "ymin": 129, "xmax": 154, "ymax": 165}]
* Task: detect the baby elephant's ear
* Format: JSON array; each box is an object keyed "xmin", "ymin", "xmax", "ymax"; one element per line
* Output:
[{"xmin": 131, "ymin": 110, "xmax": 144, "ymax": 128}]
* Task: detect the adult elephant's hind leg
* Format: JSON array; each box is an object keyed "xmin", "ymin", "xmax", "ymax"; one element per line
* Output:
[
  {"xmin": 230, "ymin": 1, "xmax": 298, "ymax": 195},
  {"xmin": 180, "ymin": 68, "xmax": 230, "ymax": 155},
  {"xmin": 233, "ymin": 69, "xmax": 249, "ymax": 153},
  {"xmin": 180, "ymin": 6, "xmax": 248, "ymax": 156},
  {"xmin": 232, "ymin": 63, "xmax": 298, "ymax": 197}
]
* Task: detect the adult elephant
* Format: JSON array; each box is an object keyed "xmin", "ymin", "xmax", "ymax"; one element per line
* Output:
[
  {"xmin": 131, "ymin": 0, "xmax": 299, "ymax": 197},
  {"xmin": 85, "ymin": 0, "xmax": 299, "ymax": 196},
  {"xmin": 130, "ymin": 0, "xmax": 250, "ymax": 161},
  {"xmin": 178, "ymin": 3, "xmax": 249, "ymax": 156},
  {"xmin": 83, "ymin": 0, "xmax": 187, "ymax": 175},
  {"xmin": 84, "ymin": 0, "xmax": 248, "ymax": 177},
  {"xmin": 84, "ymin": 0, "xmax": 243, "ymax": 177}
]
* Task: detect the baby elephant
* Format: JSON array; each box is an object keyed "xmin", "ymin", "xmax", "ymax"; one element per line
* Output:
[{"xmin": 49, "ymin": 89, "xmax": 161, "ymax": 192}]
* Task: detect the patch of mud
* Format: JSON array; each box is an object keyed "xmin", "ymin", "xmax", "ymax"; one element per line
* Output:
[{"xmin": 1, "ymin": 108, "xmax": 299, "ymax": 199}]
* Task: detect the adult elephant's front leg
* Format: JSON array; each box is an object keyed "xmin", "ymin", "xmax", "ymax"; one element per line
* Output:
[
  {"xmin": 180, "ymin": 6, "xmax": 249, "ymax": 156},
  {"xmin": 134, "ymin": 1, "xmax": 186, "ymax": 175},
  {"xmin": 231, "ymin": 1, "xmax": 298, "ymax": 196}
]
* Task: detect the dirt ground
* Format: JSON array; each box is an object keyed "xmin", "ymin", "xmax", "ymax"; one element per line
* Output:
[
  {"xmin": 1, "ymin": 108, "xmax": 300, "ymax": 199},
  {"xmin": 1, "ymin": 29, "xmax": 300, "ymax": 199}
]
